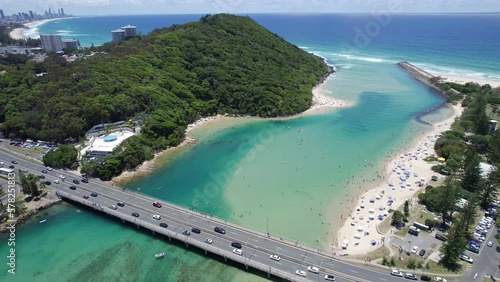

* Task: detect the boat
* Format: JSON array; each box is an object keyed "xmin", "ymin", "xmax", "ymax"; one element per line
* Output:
[
  {"xmin": 154, "ymin": 252, "xmax": 165, "ymax": 258},
  {"xmin": 39, "ymin": 219, "xmax": 47, "ymax": 223}
]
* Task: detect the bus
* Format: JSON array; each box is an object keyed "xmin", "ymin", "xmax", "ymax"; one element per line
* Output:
[
  {"xmin": 413, "ymin": 221, "xmax": 431, "ymax": 231},
  {"xmin": 0, "ymin": 167, "xmax": 13, "ymax": 178}
]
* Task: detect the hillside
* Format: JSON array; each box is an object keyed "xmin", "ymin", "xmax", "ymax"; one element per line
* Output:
[{"xmin": 0, "ymin": 14, "xmax": 331, "ymax": 179}]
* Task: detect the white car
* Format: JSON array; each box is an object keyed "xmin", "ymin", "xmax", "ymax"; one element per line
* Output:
[
  {"xmin": 411, "ymin": 246, "xmax": 418, "ymax": 253},
  {"xmin": 434, "ymin": 277, "xmax": 447, "ymax": 282},
  {"xmin": 488, "ymin": 241, "xmax": 493, "ymax": 247},
  {"xmin": 295, "ymin": 270, "xmax": 307, "ymax": 277},
  {"xmin": 47, "ymin": 167, "xmax": 52, "ymax": 171},
  {"xmin": 269, "ymin": 254, "xmax": 281, "ymax": 261},
  {"xmin": 54, "ymin": 180, "xmax": 60, "ymax": 184},
  {"xmin": 204, "ymin": 238, "xmax": 213, "ymax": 244},
  {"xmin": 458, "ymin": 254, "xmax": 473, "ymax": 263},
  {"xmin": 233, "ymin": 248, "xmax": 243, "ymax": 256},
  {"xmin": 325, "ymin": 274, "xmax": 336, "ymax": 281},
  {"xmin": 391, "ymin": 270, "xmax": 403, "ymax": 277},
  {"xmin": 59, "ymin": 175, "xmax": 65, "ymax": 179},
  {"xmin": 307, "ymin": 266, "xmax": 319, "ymax": 273},
  {"xmin": 152, "ymin": 214, "xmax": 161, "ymax": 220}
]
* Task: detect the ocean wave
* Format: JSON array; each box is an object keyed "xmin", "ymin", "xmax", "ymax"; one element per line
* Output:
[
  {"xmin": 299, "ymin": 46, "xmax": 310, "ymax": 49},
  {"xmin": 414, "ymin": 62, "xmax": 500, "ymax": 80},
  {"xmin": 326, "ymin": 53, "xmax": 396, "ymax": 64}
]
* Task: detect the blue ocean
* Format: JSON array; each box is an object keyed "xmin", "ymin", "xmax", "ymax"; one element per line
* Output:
[{"xmin": 2, "ymin": 13, "xmax": 499, "ymax": 282}]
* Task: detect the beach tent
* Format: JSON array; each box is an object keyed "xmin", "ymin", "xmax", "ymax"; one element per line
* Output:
[
  {"xmin": 354, "ymin": 234, "xmax": 361, "ymax": 239},
  {"xmin": 378, "ymin": 215, "xmax": 384, "ymax": 220},
  {"xmin": 369, "ymin": 208, "xmax": 375, "ymax": 213},
  {"xmin": 370, "ymin": 240, "xmax": 376, "ymax": 245},
  {"xmin": 354, "ymin": 241, "xmax": 359, "ymax": 246},
  {"xmin": 342, "ymin": 240, "xmax": 349, "ymax": 249},
  {"xmin": 368, "ymin": 214, "xmax": 375, "ymax": 220},
  {"xmin": 359, "ymin": 215, "xmax": 364, "ymax": 220},
  {"xmin": 357, "ymin": 226, "xmax": 364, "ymax": 232}
]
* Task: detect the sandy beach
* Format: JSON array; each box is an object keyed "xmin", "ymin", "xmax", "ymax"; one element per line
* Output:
[
  {"xmin": 431, "ymin": 72, "xmax": 500, "ymax": 88},
  {"xmin": 333, "ymin": 102, "xmax": 463, "ymax": 255},
  {"xmin": 8, "ymin": 19, "xmax": 59, "ymax": 40}
]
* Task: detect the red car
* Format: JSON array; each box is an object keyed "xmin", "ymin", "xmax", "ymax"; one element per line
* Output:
[
  {"xmin": 83, "ymin": 195, "xmax": 89, "ymax": 199},
  {"xmin": 153, "ymin": 202, "xmax": 162, "ymax": 208}
]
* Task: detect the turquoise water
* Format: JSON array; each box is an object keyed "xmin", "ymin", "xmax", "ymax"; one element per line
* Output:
[{"xmin": 2, "ymin": 13, "xmax": 499, "ymax": 281}]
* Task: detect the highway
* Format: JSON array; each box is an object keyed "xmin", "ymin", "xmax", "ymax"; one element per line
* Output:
[{"xmin": 0, "ymin": 150, "xmax": 410, "ymax": 282}]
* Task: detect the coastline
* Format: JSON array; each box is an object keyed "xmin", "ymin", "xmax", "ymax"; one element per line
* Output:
[
  {"xmin": 8, "ymin": 18, "xmax": 61, "ymax": 40},
  {"xmin": 333, "ymin": 102, "xmax": 463, "ymax": 255}
]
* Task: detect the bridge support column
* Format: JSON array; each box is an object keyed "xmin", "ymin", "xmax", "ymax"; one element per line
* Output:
[
  {"xmin": 204, "ymin": 250, "xmax": 207, "ymax": 255},
  {"xmin": 152, "ymin": 231, "xmax": 155, "ymax": 235},
  {"xmin": 224, "ymin": 256, "xmax": 227, "ymax": 262},
  {"xmin": 185, "ymin": 242, "xmax": 189, "ymax": 248},
  {"xmin": 245, "ymin": 264, "xmax": 248, "ymax": 270},
  {"xmin": 168, "ymin": 236, "xmax": 171, "ymax": 241}
]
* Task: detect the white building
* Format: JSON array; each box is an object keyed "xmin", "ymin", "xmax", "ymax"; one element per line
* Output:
[
  {"xmin": 40, "ymin": 34, "xmax": 64, "ymax": 52},
  {"xmin": 86, "ymin": 130, "xmax": 134, "ymax": 159},
  {"xmin": 121, "ymin": 25, "xmax": 137, "ymax": 37},
  {"xmin": 111, "ymin": 29, "xmax": 126, "ymax": 41}
]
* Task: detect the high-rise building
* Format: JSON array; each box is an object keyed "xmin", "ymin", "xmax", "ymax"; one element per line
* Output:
[
  {"xmin": 121, "ymin": 25, "xmax": 137, "ymax": 37},
  {"xmin": 111, "ymin": 29, "xmax": 126, "ymax": 41},
  {"xmin": 61, "ymin": 8, "xmax": 65, "ymax": 16},
  {"xmin": 40, "ymin": 34, "xmax": 64, "ymax": 52},
  {"xmin": 63, "ymin": 39, "xmax": 78, "ymax": 50},
  {"xmin": 0, "ymin": 10, "xmax": 5, "ymax": 20},
  {"xmin": 29, "ymin": 11, "xmax": 34, "ymax": 19}
]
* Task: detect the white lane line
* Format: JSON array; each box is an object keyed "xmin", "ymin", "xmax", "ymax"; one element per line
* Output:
[
  {"xmin": 349, "ymin": 270, "xmax": 358, "ymax": 273},
  {"xmin": 379, "ymin": 278, "xmax": 387, "ymax": 281},
  {"xmin": 251, "ymin": 239, "xmax": 259, "ymax": 243},
  {"xmin": 230, "ymin": 232, "xmax": 237, "ymax": 235},
  {"xmin": 325, "ymin": 263, "xmax": 335, "ymax": 267}
]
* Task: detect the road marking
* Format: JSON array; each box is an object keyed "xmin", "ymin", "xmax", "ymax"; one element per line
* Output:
[
  {"xmin": 325, "ymin": 263, "xmax": 335, "ymax": 267},
  {"xmin": 349, "ymin": 270, "xmax": 358, "ymax": 274},
  {"xmin": 251, "ymin": 239, "xmax": 259, "ymax": 243},
  {"xmin": 379, "ymin": 278, "xmax": 387, "ymax": 281},
  {"xmin": 230, "ymin": 232, "xmax": 236, "ymax": 235}
]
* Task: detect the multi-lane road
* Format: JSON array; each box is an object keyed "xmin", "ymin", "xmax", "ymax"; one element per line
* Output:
[{"xmin": 0, "ymin": 149, "xmax": 446, "ymax": 282}]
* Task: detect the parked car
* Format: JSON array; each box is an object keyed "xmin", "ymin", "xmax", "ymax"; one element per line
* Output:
[
  {"xmin": 420, "ymin": 275, "xmax": 431, "ymax": 281},
  {"xmin": 404, "ymin": 273, "xmax": 418, "ymax": 280},
  {"xmin": 435, "ymin": 233, "xmax": 447, "ymax": 241},
  {"xmin": 391, "ymin": 270, "xmax": 403, "ymax": 277},
  {"xmin": 458, "ymin": 254, "xmax": 473, "ymax": 263},
  {"xmin": 419, "ymin": 249, "xmax": 426, "ymax": 257},
  {"xmin": 411, "ymin": 246, "xmax": 419, "ymax": 254}
]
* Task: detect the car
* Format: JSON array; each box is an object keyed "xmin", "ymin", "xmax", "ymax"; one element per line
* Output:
[
  {"xmin": 214, "ymin": 227, "xmax": 226, "ymax": 234},
  {"xmin": 435, "ymin": 234, "xmax": 447, "ymax": 241},
  {"xmin": 295, "ymin": 270, "xmax": 307, "ymax": 277},
  {"xmin": 419, "ymin": 249, "xmax": 426, "ymax": 257},
  {"xmin": 191, "ymin": 228, "xmax": 201, "ymax": 234},
  {"xmin": 404, "ymin": 273, "xmax": 418, "ymax": 280},
  {"xmin": 458, "ymin": 254, "xmax": 473, "ymax": 263},
  {"xmin": 11, "ymin": 160, "xmax": 17, "ymax": 164},
  {"xmin": 307, "ymin": 266, "xmax": 319, "ymax": 274},
  {"xmin": 153, "ymin": 201, "xmax": 162, "ymax": 208},
  {"xmin": 391, "ymin": 270, "xmax": 403, "ymax": 277},
  {"xmin": 22, "ymin": 169, "xmax": 28, "ymax": 173},
  {"xmin": 325, "ymin": 274, "xmax": 336, "ymax": 281},
  {"xmin": 59, "ymin": 175, "xmax": 65, "ymax": 179},
  {"xmin": 433, "ymin": 278, "xmax": 447, "ymax": 282},
  {"xmin": 41, "ymin": 170, "xmax": 48, "ymax": 173},
  {"xmin": 117, "ymin": 201, "xmax": 125, "ymax": 207},
  {"xmin": 73, "ymin": 179, "xmax": 80, "ymax": 184},
  {"xmin": 44, "ymin": 181, "xmax": 51, "ymax": 185},
  {"xmin": 231, "ymin": 242, "xmax": 242, "ymax": 249},
  {"xmin": 38, "ymin": 175, "xmax": 45, "ymax": 179},
  {"xmin": 411, "ymin": 246, "xmax": 418, "ymax": 254},
  {"xmin": 81, "ymin": 179, "xmax": 88, "ymax": 183},
  {"xmin": 152, "ymin": 214, "xmax": 161, "ymax": 220},
  {"xmin": 233, "ymin": 248, "xmax": 243, "ymax": 256},
  {"xmin": 91, "ymin": 192, "xmax": 97, "ymax": 197},
  {"xmin": 8, "ymin": 165, "xmax": 14, "ymax": 169},
  {"xmin": 488, "ymin": 241, "xmax": 493, "ymax": 247},
  {"xmin": 131, "ymin": 212, "xmax": 139, "ymax": 217},
  {"xmin": 46, "ymin": 167, "xmax": 52, "ymax": 171},
  {"xmin": 159, "ymin": 222, "xmax": 168, "ymax": 228},
  {"xmin": 204, "ymin": 238, "xmax": 213, "ymax": 244},
  {"xmin": 270, "ymin": 254, "xmax": 281, "ymax": 261},
  {"xmin": 83, "ymin": 195, "xmax": 89, "ymax": 199},
  {"xmin": 420, "ymin": 275, "xmax": 431, "ymax": 281},
  {"xmin": 408, "ymin": 229, "xmax": 419, "ymax": 236},
  {"xmin": 69, "ymin": 186, "xmax": 76, "ymax": 190},
  {"xmin": 183, "ymin": 230, "xmax": 191, "ymax": 236},
  {"xmin": 109, "ymin": 205, "xmax": 117, "ymax": 210}
]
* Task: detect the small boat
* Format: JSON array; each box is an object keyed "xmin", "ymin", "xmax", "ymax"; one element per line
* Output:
[
  {"xmin": 39, "ymin": 219, "xmax": 47, "ymax": 224},
  {"xmin": 154, "ymin": 252, "xmax": 165, "ymax": 258}
]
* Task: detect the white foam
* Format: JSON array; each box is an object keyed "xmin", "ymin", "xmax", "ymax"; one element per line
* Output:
[{"xmin": 414, "ymin": 62, "xmax": 500, "ymax": 81}]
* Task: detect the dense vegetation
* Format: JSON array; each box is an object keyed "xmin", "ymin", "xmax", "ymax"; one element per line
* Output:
[
  {"xmin": 0, "ymin": 25, "xmax": 41, "ymax": 47},
  {"xmin": 415, "ymin": 82, "xmax": 500, "ymax": 268},
  {"xmin": 42, "ymin": 145, "xmax": 79, "ymax": 170},
  {"xmin": 0, "ymin": 14, "xmax": 329, "ymax": 178}
]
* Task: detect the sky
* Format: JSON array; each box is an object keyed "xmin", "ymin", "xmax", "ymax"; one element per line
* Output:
[{"xmin": 2, "ymin": 0, "xmax": 500, "ymax": 16}]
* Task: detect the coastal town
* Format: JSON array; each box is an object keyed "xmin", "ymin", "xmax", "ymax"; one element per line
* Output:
[{"xmin": 1, "ymin": 4, "xmax": 500, "ymax": 282}]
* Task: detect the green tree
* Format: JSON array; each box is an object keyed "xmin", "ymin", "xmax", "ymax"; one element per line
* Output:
[
  {"xmin": 392, "ymin": 210, "xmax": 405, "ymax": 226},
  {"xmin": 440, "ymin": 223, "xmax": 467, "ymax": 268},
  {"xmin": 457, "ymin": 195, "xmax": 479, "ymax": 233},
  {"xmin": 461, "ymin": 149, "xmax": 483, "ymax": 193},
  {"xmin": 436, "ymin": 177, "xmax": 460, "ymax": 226},
  {"xmin": 43, "ymin": 145, "xmax": 79, "ymax": 169},
  {"xmin": 479, "ymin": 168, "xmax": 498, "ymax": 209},
  {"xmin": 404, "ymin": 200, "xmax": 410, "ymax": 219}
]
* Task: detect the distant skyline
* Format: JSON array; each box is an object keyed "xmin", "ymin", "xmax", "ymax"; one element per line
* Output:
[{"xmin": 2, "ymin": 0, "xmax": 500, "ymax": 16}]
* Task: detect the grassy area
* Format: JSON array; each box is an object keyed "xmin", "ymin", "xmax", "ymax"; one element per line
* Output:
[{"xmin": 351, "ymin": 246, "xmax": 390, "ymax": 261}]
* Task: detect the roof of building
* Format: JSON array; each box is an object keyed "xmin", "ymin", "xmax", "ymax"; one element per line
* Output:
[{"xmin": 89, "ymin": 131, "xmax": 134, "ymax": 153}]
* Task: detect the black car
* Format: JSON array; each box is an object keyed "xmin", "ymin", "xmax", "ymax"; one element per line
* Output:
[
  {"xmin": 408, "ymin": 229, "xmax": 419, "ymax": 236},
  {"xmin": 38, "ymin": 175, "xmax": 45, "ymax": 179},
  {"xmin": 214, "ymin": 227, "xmax": 226, "ymax": 234},
  {"xmin": 131, "ymin": 212, "xmax": 139, "ymax": 217},
  {"xmin": 420, "ymin": 275, "xmax": 431, "ymax": 281},
  {"xmin": 191, "ymin": 228, "xmax": 201, "ymax": 234},
  {"xmin": 91, "ymin": 192, "xmax": 97, "ymax": 197},
  {"xmin": 117, "ymin": 201, "xmax": 125, "ymax": 207},
  {"xmin": 73, "ymin": 179, "xmax": 80, "ymax": 184},
  {"xmin": 231, "ymin": 242, "xmax": 242, "ymax": 249},
  {"xmin": 419, "ymin": 249, "xmax": 426, "ymax": 257},
  {"xmin": 44, "ymin": 181, "xmax": 51, "ymax": 185},
  {"xmin": 11, "ymin": 160, "xmax": 17, "ymax": 164},
  {"xmin": 435, "ymin": 234, "xmax": 447, "ymax": 242},
  {"xmin": 41, "ymin": 170, "xmax": 48, "ymax": 174},
  {"xmin": 81, "ymin": 179, "xmax": 89, "ymax": 183},
  {"xmin": 8, "ymin": 165, "xmax": 14, "ymax": 169},
  {"xmin": 69, "ymin": 186, "xmax": 76, "ymax": 190},
  {"xmin": 183, "ymin": 230, "xmax": 191, "ymax": 236},
  {"xmin": 159, "ymin": 223, "xmax": 168, "ymax": 228}
]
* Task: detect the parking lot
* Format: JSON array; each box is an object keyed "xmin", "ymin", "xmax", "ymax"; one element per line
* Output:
[{"xmin": 391, "ymin": 229, "xmax": 444, "ymax": 259}]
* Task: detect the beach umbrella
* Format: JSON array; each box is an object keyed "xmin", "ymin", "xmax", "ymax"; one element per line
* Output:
[
  {"xmin": 354, "ymin": 234, "xmax": 361, "ymax": 239},
  {"xmin": 369, "ymin": 208, "xmax": 375, "ymax": 213},
  {"xmin": 357, "ymin": 226, "xmax": 363, "ymax": 232},
  {"xmin": 368, "ymin": 214, "xmax": 374, "ymax": 220},
  {"xmin": 370, "ymin": 239, "xmax": 376, "ymax": 245},
  {"xmin": 378, "ymin": 206, "xmax": 384, "ymax": 210},
  {"xmin": 359, "ymin": 215, "xmax": 364, "ymax": 220}
]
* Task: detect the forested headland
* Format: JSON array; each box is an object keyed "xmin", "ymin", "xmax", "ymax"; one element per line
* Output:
[{"xmin": 0, "ymin": 14, "xmax": 331, "ymax": 179}]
